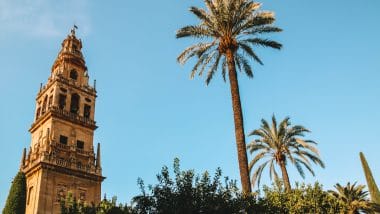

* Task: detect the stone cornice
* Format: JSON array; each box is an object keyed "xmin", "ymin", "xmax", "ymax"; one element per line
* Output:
[
  {"xmin": 23, "ymin": 161, "xmax": 105, "ymax": 182},
  {"xmin": 36, "ymin": 75, "xmax": 96, "ymax": 101}
]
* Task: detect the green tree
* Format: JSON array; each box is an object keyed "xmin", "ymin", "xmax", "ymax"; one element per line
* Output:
[
  {"xmin": 3, "ymin": 171, "xmax": 27, "ymax": 214},
  {"xmin": 176, "ymin": 0, "xmax": 282, "ymax": 194},
  {"xmin": 60, "ymin": 192, "xmax": 95, "ymax": 214},
  {"xmin": 132, "ymin": 158, "xmax": 258, "ymax": 213},
  {"xmin": 97, "ymin": 196, "xmax": 130, "ymax": 214},
  {"xmin": 247, "ymin": 115, "xmax": 325, "ymax": 191},
  {"xmin": 60, "ymin": 193, "xmax": 130, "ymax": 214},
  {"xmin": 360, "ymin": 152, "xmax": 380, "ymax": 204},
  {"xmin": 257, "ymin": 182, "xmax": 341, "ymax": 214},
  {"xmin": 329, "ymin": 182, "xmax": 377, "ymax": 214}
]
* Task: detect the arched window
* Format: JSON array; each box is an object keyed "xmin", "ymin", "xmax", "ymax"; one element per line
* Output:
[
  {"xmin": 42, "ymin": 96, "xmax": 48, "ymax": 114},
  {"xmin": 69, "ymin": 69, "xmax": 78, "ymax": 80},
  {"xmin": 70, "ymin": 93, "xmax": 80, "ymax": 114},
  {"xmin": 58, "ymin": 94, "xmax": 66, "ymax": 110},
  {"xmin": 84, "ymin": 104, "xmax": 91, "ymax": 119},
  {"xmin": 77, "ymin": 140, "xmax": 84, "ymax": 149},
  {"xmin": 36, "ymin": 107, "xmax": 41, "ymax": 119}
]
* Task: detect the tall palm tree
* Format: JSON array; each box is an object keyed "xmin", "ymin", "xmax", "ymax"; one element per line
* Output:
[
  {"xmin": 247, "ymin": 116, "xmax": 325, "ymax": 191},
  {"xmin": 176, "ymin": 0, "xmax": 282, "ymax": 194},
  {"xmin": 329, "ymin": 182, "xmax": 379, "ymax": 214}
]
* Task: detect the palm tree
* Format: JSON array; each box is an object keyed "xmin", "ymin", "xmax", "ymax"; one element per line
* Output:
[
  {"xmin": 247, "ymin": 115, "xmax": 325, "ymax": 191},
  {"xmin": 329, "ymin": 182, "xmax": 379, "ymax": 214},
  {"xmin": 176, "ymin": 0, "xmax": 282, "ymax": 194}
]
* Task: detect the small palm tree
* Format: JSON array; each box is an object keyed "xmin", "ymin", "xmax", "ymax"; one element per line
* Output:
[
  {"xmin": 247, "ymin": 115, "xmax": 325, "ymax": 191},
  {"xmin": 330, "ymin": 182, "xmax": 379, "ymax": 214},
  {"xmin": 176, "ymin": 0, "xmax": 282, "ymax": 194}
]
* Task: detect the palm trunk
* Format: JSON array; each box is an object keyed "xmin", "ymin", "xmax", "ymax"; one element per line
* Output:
[
  {"xmin": 226, "ymin": 49, "xmax": 251, "ymax": 194},
  {"xmin": 279, "ymin": 160, "xmax": 291, "ymax": 191}
]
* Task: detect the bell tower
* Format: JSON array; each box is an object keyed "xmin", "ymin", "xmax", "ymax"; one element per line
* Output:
[{"xmin": 21, "ymin": 27, "xmax": 105, "ymax": 214}]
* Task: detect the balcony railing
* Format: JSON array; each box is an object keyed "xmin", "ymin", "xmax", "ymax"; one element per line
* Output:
[
  {"xmin": 56, "ymin": 158, "xmax": 71, "ymax": 167},
  {"xmin": 76, "ymin": 148, "xmax": 92, "ymax": 156},
  {"xmin": 51, "ymin": 142, "xmax": 93, "ymax": 156},
  {"xmin": 50, "ymin": 106, "xmax": 97, "ymax": 128},
  {"xmin": 55, "ymin": 142, "xmax": 70, "ymax": 150},
  {"xmin": 31, "ymin": 106, "xmax": 97, "ymax": 131}
]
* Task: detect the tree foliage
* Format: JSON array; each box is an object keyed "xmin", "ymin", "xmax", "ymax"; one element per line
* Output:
[
  {"xmin": 60, "ymin": 193, "xmax": 130, "ymax": 214},
  {"xmin": 247, "ymin": 115, "xmax": 325, "ymax": 191},
  {"xmin": 3, "ymin": 171, "xmax": 26, "ymax": 214},
  {"xmin": 176, "ymin": 0, "xmax": 282, "ymax": 84},
  {"xmin": 132, "ymin": 158, "xmax": 257, "ymax": 213},
  {"xmin": 57, "ymin": 159, "xmax": 379, "ymax": 214},
  {"xmin": 256, "ymin": 182, "xmax": 341, "ymax": 214},
  {"xmin": 329, "ymin": 182, "xmax": 380, "ymax": 214}
]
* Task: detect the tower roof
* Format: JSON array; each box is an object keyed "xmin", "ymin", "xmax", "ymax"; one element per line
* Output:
[{"xmin": 52, "ymin": 26, "xmax": 87, "ymax": 72}]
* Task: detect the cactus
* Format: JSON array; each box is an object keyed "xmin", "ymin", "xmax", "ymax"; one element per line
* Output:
[{"xmin": 360, "ymin": 152, "xmax": 380, "ymax": 203}]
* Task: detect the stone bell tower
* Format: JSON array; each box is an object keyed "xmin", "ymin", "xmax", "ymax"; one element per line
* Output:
[{"xmin": 20, "ymin": 27, "xmax": 105, "ymax": 214}]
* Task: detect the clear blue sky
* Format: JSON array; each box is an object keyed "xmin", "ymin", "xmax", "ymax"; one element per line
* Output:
[{"xmin": 1, "ymin": 0, "xmax": 379, "ymax": 207}]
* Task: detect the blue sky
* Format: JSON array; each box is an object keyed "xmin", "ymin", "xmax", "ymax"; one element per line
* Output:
[{"xmin": 1, "ymin": 0, "xmax": 380, "ymax": 207}]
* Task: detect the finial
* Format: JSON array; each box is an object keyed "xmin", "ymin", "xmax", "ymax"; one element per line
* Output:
[
  {"xmin": 94, "ymin": 79, "xmax": 97, "ymax": 91},
  {"xmin": 39, "ymin": 83, "xmax": 43, "ymax": 92},
  {"xmin": 96, "ymin": 143, "xmax": 101, "ymax": 169},
  {"xmin": 70, "ymin": 24, "xmax": 78, "ymax": 36},
  {"xmin": 20, "ymin": 148, "xmax": 26, "ymax": 171}
]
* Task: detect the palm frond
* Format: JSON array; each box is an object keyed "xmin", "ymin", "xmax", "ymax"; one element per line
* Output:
[
  {"xmin": 206, "ymin": 53, "xmax": 222, "ymax": 85},
  {"xmin": 244, "ymin": 38, "xmax": 282, "ymax": 50},
  {"xmin": 269, "ymin": 160, "xmax": 279, "ymax": 182},
  {"xmin": 251, "ymin": 160, "xmax": 270, "ymax": 189},
  {"xmin": 298, "ymin": 150, "xmax": 325, "ymax": 168},
  {"xmin": 248, "ymin": 151, "xmax": 268, "ymax": 171},
  {"xmin": 295, "ymin": 138, "xmax": 319, "ymax": 155},
  {"xmin": 296, "ymin": 158, "xmax": 315, "ymax": 177},
  {"xmin": 189, "ymin": 7, "xmax": 211, "ymax": 25},
  {"xmin": 294, "ymin": 160, "xmax": 306, "ymax": 179},
  {"xmin": 176, "ymin": 25, "xmax": 213, "ymax": 38},
  {"xmin": 239, "ymin": 42, "xmax": 263, "ymax": 65},
  {"xmin": 177, "ymin": 42, "xmax": 215, "ymax": 65},
  {"xmin": 221, "ymin": 57, "xmax": 227, "ymax": 82},
  {"xmin": 244, "ymin": 26, "xmax": 283, "ymax": 35},
  {"xmin": 234, "ymin": 11, "xmax": 275, "ymax": 35},
  {"xmin": 198, "ymin": 50, "xmax": 218, "ymax": 77},
  {"xmin": 190, "ymin": 53, "xmax": 208, "ymax": 79},
  {"xmin": 247, "ymin": 142, "xmax": 269, "ymax": 153},
  {"xmin": 236, "ymin": 53, "xmax": 254, "ymax": 78},
  {"xmin": 231, "ymin": 2, "xmax": 262, "ymax": 33}
]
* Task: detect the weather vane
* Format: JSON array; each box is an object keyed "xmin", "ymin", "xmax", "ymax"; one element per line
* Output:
[{"xmin": 70, "ymin": 24, "xmax": 78, "ymax": 36}]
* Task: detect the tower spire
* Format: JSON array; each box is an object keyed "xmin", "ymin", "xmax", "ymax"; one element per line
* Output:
[
  {"xmin": 96, "ymin": 143, "xmax": 101, "ymax": 169},
  {"xmin": 51, "ymin": 26, "xmax": 86, "ymax": 75}
]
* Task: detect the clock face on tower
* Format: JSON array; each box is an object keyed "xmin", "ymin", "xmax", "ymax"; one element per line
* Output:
[{"xmin": 21, "ymin": 27, "xmax": 105, "ymax": 214}]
